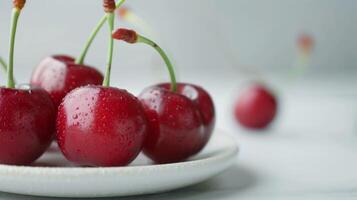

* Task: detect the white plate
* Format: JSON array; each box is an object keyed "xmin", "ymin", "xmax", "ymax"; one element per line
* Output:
[{"xmin": 0, "ymin": 131, "xmax": 238, "ymax": 198}]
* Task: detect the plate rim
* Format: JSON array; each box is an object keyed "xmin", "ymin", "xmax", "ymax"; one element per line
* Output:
[{"xmin": 0, "ymin": 131, "xmax": 239, "ymax": 177}]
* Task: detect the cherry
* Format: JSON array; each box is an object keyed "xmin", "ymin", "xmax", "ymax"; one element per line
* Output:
[
  {"xmin": 0, "ymin": 86, "xmax": 56, "ymax": 165},
  {"xmin": 30, "ymin": 0, "xmax": 127, "ymax": 107},
  {"xmin": 0, "ymin": 0, "xmax": 56, "ymax": 165},
  {"xmin": 139, "ymin": 83, "xmax": 215, "ymax": 163},
  {"xmin": 56, "ymin": 86, "xmax": 147, "ymax": 167},
  {"xmin": 235, "ymin": 84, "xmax": 277, "ymax": 129},
  {"xmin": 56, "ymin": 0, "xmax": 147, "ymax": 167},
  {"xmin": 113, "ymin": 28, "xmax": 215, "ymax": 163},
  {"xmin": 30, "ymin": 55, "xmax": 103, "ymax": 107}
]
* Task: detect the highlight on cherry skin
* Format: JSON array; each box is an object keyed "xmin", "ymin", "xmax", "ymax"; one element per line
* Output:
[
  {"xmin": 30, "ymin": 55, "xmax": 103, "ymax": 107},
  {"xmin": 112, "ymin": 28, "xmax": 216, "ymax": 164},
  {"xmin": 0, "ymin": 0, "xmax": 57, "ymax": 165},
  {"xmin": 235, "ymin": 84, "xmax": 278, "ymax": 130}
]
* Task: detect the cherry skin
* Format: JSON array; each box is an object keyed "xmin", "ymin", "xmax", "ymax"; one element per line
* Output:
[
  {"xmin": 0, "ymin": 85, "xmax": 56, "ymax": 165},
  {"xmin": 30, "ymin": 55, "xmax": 104, "ymax": 107},
  {"xmin": 56, "ymin": 85, "xmax": 147, "ymax": 167},
  {"xmin": 139, "ymin": 83, "xmax": 215, "ymax": 164},
  {"xmin": 235, "ymin": 84, "xmax": 277, "ymax": 129}
]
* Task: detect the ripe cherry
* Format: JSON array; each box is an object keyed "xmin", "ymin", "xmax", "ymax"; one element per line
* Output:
[
  {"xmin": 139, "ymin": 83, "xmax": 215, "ymax": 163},
  {"xmin": 31, "ymin": 55, "xmax": 103, "ymax": 107},
  {"xmin": 113, "ymin": 28, "xmax": 215, "ymax": 163},
  {"xmin": 56, "ymin": 0, "xmax": 147, "ymax": 167},
  {"xmin": 235, "ymin": 84, "xmax": 277, "ymax": 129},
  {"xmin": 30, "ymin": 0, "xmax": 127, "ymax": 107},
  {"xmin": 0, "ymin": 0, "xmax": 56, "ymax": 165},
  {"xmin": 56, "ymin": 86, "xmax": 147, "ymax": 167},
  {"xmin": 0, "ymin": 86, "xmax": 56, "ymax": 165}
]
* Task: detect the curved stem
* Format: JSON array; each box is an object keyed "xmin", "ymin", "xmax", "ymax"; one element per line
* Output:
[
  {"xmin": 103, "ymin": 13, "xmax": 115, "ymax": 87},
  {"xmin": 75, "ymin": 0, "xmax": 125, "ymax": 65},
  {"xmin": 0, "ymin": 57, "xmax": 7, "ymax": 72},
  {"xmin": 137, "ymin": 35, "xmax": 177, "ymax": 92},
  {"xmin": 75, "ymin": 15, "xmax": 106, "ymax": 65},
  {"xmin": 7, "ymin": 9, "xmax": 21, "ymax": 88}
]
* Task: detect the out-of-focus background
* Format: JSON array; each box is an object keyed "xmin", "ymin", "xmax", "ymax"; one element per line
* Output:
[
  {"xmin": 1, "ymin": 0, "xmax": 357, "ymax": 199},
  {"xmin": 1, "ymin": 1, "xmax": 356, "ymax": 82}
]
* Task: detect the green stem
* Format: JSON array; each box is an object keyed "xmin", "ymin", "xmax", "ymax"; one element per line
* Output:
[
  {"xmin": 137, "ymin": 35, "xmax": 177, "ymax": 92},
  {"xmin": 0, "ymin": 57, "xmax": 17, "ymax": 85},
  {"xmin": 103, "ymin": 13, "xmax": 115, "ymax": 87},
  {"xmin": 7, "ymin": 9, "xmax": 21, "ymax": 88},
  {"xmin": 0, "ymin": 57, "xmax": 7, "ymax": 72},
  {"xmin": 75, "ymin": 0, "xmax": 125, "ymax": 65},
  {"xmin": 75, "ymin": 16, "xmax": 106, "ymax": 65}
]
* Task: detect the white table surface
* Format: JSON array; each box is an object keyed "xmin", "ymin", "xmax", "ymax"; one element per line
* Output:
[{"xmin": 1, "ymin": 74, "xmax": 357, "ymax": 200}]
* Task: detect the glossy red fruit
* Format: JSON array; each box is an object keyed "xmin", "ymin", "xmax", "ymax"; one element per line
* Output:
[
  {"xmin": 139, "ymin": 83, "xmax": 215, "ymax": 164},
  {"xmin": 56, "ymin": 85, "xmax": 147, "ymax": 167},
  {"xmin": 30, "ymin": 55, "xmax": 104, "ymax": 107},
  {"xmin": 0, "ymin": 86, "xmax": 56, "ymax": 165},
  {"xmin": 235, "ymin": 84, "xmax": 277, "ymax": 129}
]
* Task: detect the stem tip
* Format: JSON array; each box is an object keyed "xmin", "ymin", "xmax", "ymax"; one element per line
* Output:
[
  {"xmin": 13, "ymin": 0, "xmax": 26, "ymax": 10},
  {"xmin": 103, "ymin": 0, "xmax": 116, "ymax": 13},
  {"xmin": 112, "ymin": 28, "xmax": 138, "ymax": 44}
]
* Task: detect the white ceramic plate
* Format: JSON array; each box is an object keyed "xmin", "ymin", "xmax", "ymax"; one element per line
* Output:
[{"xmin": 0, "ymin": 130, "xmax": 238, "ymax": 198}]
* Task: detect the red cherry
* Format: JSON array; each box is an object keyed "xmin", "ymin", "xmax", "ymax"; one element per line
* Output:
[
  {"xmin": 56, "ymin": 85, "xmax": 147, "ymax": 167},
  {"xmin": 30, "ymin": 55, "xmax": 104, "ymax": 107},
  {"xmin": 235, "ymin": 84, "xmax": 277, "ymax": 129},
  {"xmin": 112, "ymin": 29, "xmax": 216, "ymax": 163},
  {"xmin": 0, "ymin": 86, "xmax": 56, "ymax": 165},
  {"xmin": 139, "ymin": 83, "xmax": 215, "ymax": 164}
]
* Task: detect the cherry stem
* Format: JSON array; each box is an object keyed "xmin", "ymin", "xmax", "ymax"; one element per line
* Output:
[
  {"xmin": 0, "ymin": 57, "xmax": 7, "ymax": 73},
  {"xmin": 103, "ymin": 13, "xmax": 115, "ymax": 87},
  {"xmin": 137, "ymin": 35, "xmax": 177, "ymax": 92},
  {"xmin": 75, "ymin": 0, "xmax": 125, "ymax": 65},
  {"xmin": 7, "ymin": 8, "xmax": 22, "ymax": 88},
  {"xmin": 0, "ymin": 57, "xmax": 17, "ymax": 85}
]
